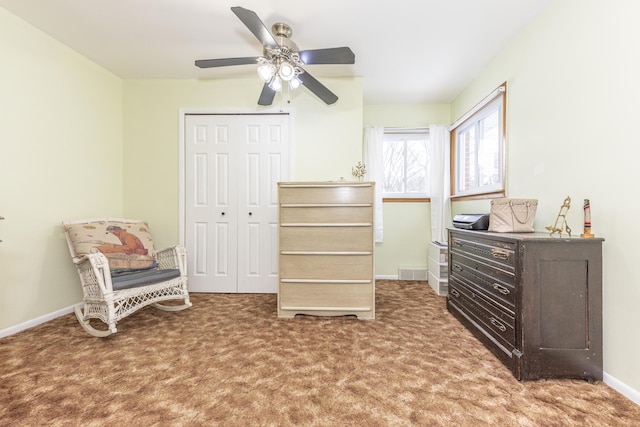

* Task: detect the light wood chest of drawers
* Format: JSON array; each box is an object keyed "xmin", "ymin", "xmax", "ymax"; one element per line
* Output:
[{"xmin": 277, "ymin": 182, "xmax": 375, "ymax": 319}]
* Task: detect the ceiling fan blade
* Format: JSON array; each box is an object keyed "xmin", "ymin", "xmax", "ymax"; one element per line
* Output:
[
  {"xmin": 195, "ymin": 56, "xmax": 260, "ymax": 68},
  {"xmin": 299, "ymin": 47, "xmax": 355, "ymax": 65},
  {"xmin": 231, "ymin": 6, "xmax": 279, "ymax": 50},
  {"xmin": 298, "ymin": 70, "xmax": 339, "ymax": 105},
  {"xmin": 258, "ymin": 83, "xmax": 277, "ymax": 106}
]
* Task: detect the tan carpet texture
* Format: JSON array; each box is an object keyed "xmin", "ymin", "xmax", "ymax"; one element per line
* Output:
[{"xmin": 1, "ymin": 280, "xmax": 639, "ymax": 426}]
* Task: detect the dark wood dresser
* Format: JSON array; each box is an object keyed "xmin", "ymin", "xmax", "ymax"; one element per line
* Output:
[{"xmin": 447, "ymin": 228, "xmax": 603, "ymax": 381}]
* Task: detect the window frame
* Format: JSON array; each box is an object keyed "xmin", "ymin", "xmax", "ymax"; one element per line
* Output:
[
  {"xmin": 450, "ymin": 82, "xmax": 507, "ymax": 200},
  {"xmin": 381, "ymin": 128, "xmax": 430, "ymax": 202}
]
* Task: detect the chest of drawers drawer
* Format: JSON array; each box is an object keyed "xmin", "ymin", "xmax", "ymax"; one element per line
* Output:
[
  {"xmin": 450, "ymin": 233, "xmax": 516, "ymax": 271},
  {"xmin": 280, "ymin": 205, "xmax": 372, "ymax": 224},
  {"xmin": 279, "ymin": 184, "xmax": 373, "ymax": 204},
  {"xmin": 279, "ymin": 226, "xmax": 373, "ymax": 252},
  {"xmin": 449, "ymin": 279, "xmax": 515, "ymax": 349},
  {"xmin": 279, "ymin": 281, "xmax": 374, "ymax": 311},
  {"xmin": 450, "ymin": 252, "xmax": 515, "ymax": 309},
  {"xmin": 280, "ymin": 253, "xmax": 373, "ymax": 280}
]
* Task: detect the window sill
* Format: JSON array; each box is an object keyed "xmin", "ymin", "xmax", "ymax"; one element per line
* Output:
[
  {"xmin": 383, "ymin": 198, "xmax": 430, "ymax": 203},
  {"xmin": 450, "ymin": 190, "xmax": 505, "ymax": 202}
]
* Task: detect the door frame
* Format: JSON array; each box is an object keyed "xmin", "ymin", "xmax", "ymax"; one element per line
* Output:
[{"xmin": 178, "ymin": 107, "xmax": 295, "ymax": 247}]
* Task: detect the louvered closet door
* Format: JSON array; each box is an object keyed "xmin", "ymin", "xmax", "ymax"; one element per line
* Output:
[{"xmin": 185, "ymin": 114, "xmax": 290, "ymax": 293}]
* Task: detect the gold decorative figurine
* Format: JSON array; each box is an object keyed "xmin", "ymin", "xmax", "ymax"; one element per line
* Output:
[
  {"xmin": 546, "ymin": 196, "xmax": 572, "ymax": 237},
  {"xmin": 581, "ymin": 199, "xmax": 595, "ymax": 238}
]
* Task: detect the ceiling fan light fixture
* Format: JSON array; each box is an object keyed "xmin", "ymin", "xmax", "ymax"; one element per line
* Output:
[
  {"xmin": 268, "ymin": 75, "xmax": 282, "ymax": 92},
  {"xmin": 289, "ymin": 76, "xmax": 301, "ymax": 90},
  {"xmin": 278, "ymin": 61, "xmax": 295, "ymax": 81},
  {"xmin": 257, "ymin": 63, "xmax": 276, "ymax": 83}
]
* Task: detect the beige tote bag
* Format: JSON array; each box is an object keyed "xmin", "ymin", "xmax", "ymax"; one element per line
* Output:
[{"xmin": 488, "ymin": 198, "xmax": 538, "ymax": 232}]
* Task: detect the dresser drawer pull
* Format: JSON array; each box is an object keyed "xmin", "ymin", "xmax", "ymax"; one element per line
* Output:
[
  {"xmin": 490, "ymin": 317, "xmax": 507, "ymax": 332},
  {"xmin": 453, "ymin": 265, "xmax": 463, "ymax": 273},
  {"xmin": 492, "ymin": 283, "xmax": 510, "ymax": 295},
  {"xmin": 450, "ymin": 289, "xmax": 460, "ymax": 298},
  {"xmin": 491, "ymin": 248, "xmax": 509, "ymax": 260}
]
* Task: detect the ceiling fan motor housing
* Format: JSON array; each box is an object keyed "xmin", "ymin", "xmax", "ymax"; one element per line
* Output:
[
  {"xmin": 271, "ymin": 23, "xmax": 299, "ymax": 54},
  {"xmin": 272, "ymin": 22, "xmax": 292, "ymax": 41},
  {"xmin": 263, "ymin": 22, "xmax": 303, "ymax": 78}
]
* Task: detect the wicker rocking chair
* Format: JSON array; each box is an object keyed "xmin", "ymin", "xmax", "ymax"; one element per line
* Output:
[{"xmin": 63, "ymin": 218, "xmax": 192, "ymax": 337}]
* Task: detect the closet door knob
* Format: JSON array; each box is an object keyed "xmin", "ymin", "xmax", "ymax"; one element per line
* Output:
[
  {"xmin": 249, "ymin": 212, "xmax": 252, "ymax": 216},
  {"xmin": 221, "ymin": 212, "xmax": 225, "ymax": 216}
]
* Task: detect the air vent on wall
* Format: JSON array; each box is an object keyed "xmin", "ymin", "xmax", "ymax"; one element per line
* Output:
[{"xmin": 398, "ymin": 267, "xmax": 428, "ymax": 281}]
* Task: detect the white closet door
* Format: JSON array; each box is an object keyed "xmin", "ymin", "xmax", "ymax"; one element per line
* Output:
[
  {"xmin": 184, "ymin": 113, "xmax": 289, "ymax": 293},
  {"xmin": 236, "ymin": 115, "xmax": 289, "ymax": 293}
]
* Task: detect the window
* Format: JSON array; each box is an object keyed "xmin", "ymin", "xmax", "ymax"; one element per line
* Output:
[
  {"xmin": 451, "ymin": 83, "xmax": 506, "ymax": 198},
  {"xmin": 382, "ymin": 129, "xmax": 430, "ymax": 199}
]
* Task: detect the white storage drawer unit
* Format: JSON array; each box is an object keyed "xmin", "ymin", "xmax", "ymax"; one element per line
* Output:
[
  {"xmin": 278, "ymin": 182, "xmax": 375, "ymax": 319},
  {"xmin": 428, "ymin": 241, "xmax": 448, "ymax": 296}
]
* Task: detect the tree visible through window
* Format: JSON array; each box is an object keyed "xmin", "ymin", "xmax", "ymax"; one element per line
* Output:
[{"xmin": 382, "ymin": 130, "xmax": 430, "ymax": 199}]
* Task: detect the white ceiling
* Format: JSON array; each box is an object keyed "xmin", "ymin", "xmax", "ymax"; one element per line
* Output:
[{"xmin": 0, "ymin": 0, "xmax": 550, "ymax": 104}]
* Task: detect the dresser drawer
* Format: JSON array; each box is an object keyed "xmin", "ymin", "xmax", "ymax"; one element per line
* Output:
[
  {"xmin": 447, "ymin": 295, "xmax": 517, "ymax": 373},
  {"xmin": 448, "ymin": 279, "xmax": 515, "ymax": 349},
  {"xmin": 450, "ymin": 234, "xmax": 516, "ymax": 271},
  {"xmin": 279, "ymin": 226, "xmax": 373, "ymax": 252},
  {"xmin": 450, "ymin": 253, "xmax": 515, "ymax": 309},
  {"xmin": 279, "ymin": 184, "xmax": 373, "ymax": 205},
  {"xmin": 279, "ymin": 281, "xmax": 373, "ymax": 310},
  {"xmin": 280, "ymin": 254, "xmax": 373, "ymax": 280},
  {"xmin": 280, "ymin": 206, "xmax": 372, "ymax": 224}
]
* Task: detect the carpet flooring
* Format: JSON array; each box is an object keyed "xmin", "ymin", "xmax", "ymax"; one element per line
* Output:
[{"xmin": 1, "ymin": 280, "xmax": 639, "ymax": 426}]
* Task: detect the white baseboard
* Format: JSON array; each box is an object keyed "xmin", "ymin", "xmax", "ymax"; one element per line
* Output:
[
  {"xmin": 603, "ymin": 371, "xmax": 640, "ymax": 406},
  {"xmin": 0, "ymin": 304, "xmax": 76, "ymax": 339},
  {"xmin": 377, "ymin": 275, "xmax": 434, "ymax": 281}
]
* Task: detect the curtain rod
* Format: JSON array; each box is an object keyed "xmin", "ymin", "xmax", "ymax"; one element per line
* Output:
[
  {"xmin": 448, "ymin": 83, "xmax": 506, "ymax": 131},
  {"xmin": 384, "ymin": 127, "xmax": 430, "ymax": 134}
]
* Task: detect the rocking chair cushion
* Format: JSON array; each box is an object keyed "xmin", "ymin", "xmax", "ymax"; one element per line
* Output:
[
  {"xmin": 64, "ymin": 220, "xmax": 157, "ymax": 272},
  {"xmin": 111, "ymin": 268, "xmax": 181, "ymax": 291}
]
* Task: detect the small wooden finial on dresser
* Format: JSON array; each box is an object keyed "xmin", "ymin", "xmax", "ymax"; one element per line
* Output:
[{"xmin": 581, "ymin": 199, "xmax": 595, "ymax": 238}]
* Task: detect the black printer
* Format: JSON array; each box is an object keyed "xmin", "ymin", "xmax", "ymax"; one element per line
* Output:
[{"xmin": 452, "ymin": 214, "xmax": 490, "ymax": 230}]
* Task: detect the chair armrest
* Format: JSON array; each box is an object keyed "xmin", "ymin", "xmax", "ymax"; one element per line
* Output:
[
  {"xmin": 156, "ymin": 246, "xmax": 187, "ymax": 275},
  {"xmin": 74, "ymin": 252, "xmax": 114, "ymax": 294}
]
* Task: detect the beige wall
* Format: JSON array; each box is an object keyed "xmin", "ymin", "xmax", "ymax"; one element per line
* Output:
[
  {"xmin": 122, "ymin": 77, "xmax": 363, "ymax": 249},
  {"xmin": 450, "ymin": 0, "xmax": 640, "ymax": 392},
  {"xmin": 0, "ymin": 8, "xmax": 123, "ymax": 329},
  {"xmin": 363, "ymin": 104, "xmax": 450, "ymax": 275}
]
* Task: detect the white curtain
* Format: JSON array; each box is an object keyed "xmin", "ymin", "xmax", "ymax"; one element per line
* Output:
[
  {"xmin": 364, "ymin": 126, "xmax": 384, "ymax": 242},
  {"xmin": 429, "ymin": 125, "xmax": 452, "ymax": 244}
]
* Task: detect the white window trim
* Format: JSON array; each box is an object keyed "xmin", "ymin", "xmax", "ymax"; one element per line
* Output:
[
  {"xmin": 382, "ymin": 128, "xmax": 430, "ymax": 199},
  {"xmin": 450, "ymin": 83, "xmax": 506, "ymax": 198}
]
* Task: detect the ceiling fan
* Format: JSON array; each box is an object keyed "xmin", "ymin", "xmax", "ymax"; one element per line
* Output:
[{"xmin": 195, "ymin": 6, "xmax": 355, "ymax": 106}]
